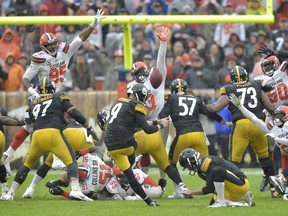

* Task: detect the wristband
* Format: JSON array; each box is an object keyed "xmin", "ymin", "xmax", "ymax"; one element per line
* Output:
[{"xmin": 153, "ymin": 120, "xmax": 158, "ymax": 126}]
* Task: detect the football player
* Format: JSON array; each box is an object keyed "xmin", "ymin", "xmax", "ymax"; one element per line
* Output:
[
  {"xmin": 159, "ymin": 78, "xmax": 232, "ymax": 197},
  {"xmin": 206, "ymin": 65, "xmax": 277, "ymax": 196},
  {"xmin": 230, "ymin": 94, "xmax": 288, "ymax": 200},
  {"xmin": 0, "ymin": 116, "xmax": 29, "ymax": 197},
  {"xmin": 2, "ymin": 9, "xmax": 106, "ymax": 175},
  {"xmin": 128, "ymin": 25, "xmax": 189, "ymax": 198},
  {"xmin": 104, "ymin": 83, "xmax": 170, "ymax": 206},
  {"xmin": 0, "ymin": 78, "xmax": 97, "ymax": 201},
  {"xmin": 179, "ymin": 148, "xmax": 254, "ymax": 207},
  {"xmin": 22, "ymin": 119, "xmax": 98, "ymax": 199}
]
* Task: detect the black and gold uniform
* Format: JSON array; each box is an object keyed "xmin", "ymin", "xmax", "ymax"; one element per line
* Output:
[
  {"xmin": 104, "ymin": 97, "xmax": 159, "ymax": 171},
  {"xmin": 159, "ymin": 94, "xmax": 223, "ymax": 163},
  {"xmin": 220, "ymin": 81, "xmax": 269, "ymax": 164},
  {"xmin": 197, "ymin": 155, "xmax": 249, "ymax": 201}
]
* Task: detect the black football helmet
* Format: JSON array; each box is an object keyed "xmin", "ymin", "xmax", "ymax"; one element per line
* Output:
[
  {"xmin": 37, "ymin": 77, "xmax": 56, "ymax": 94},
  {"xmin": 179, "ymin": 148, "xmax": 200, "ymax": 175},
  {"xmin": 127, "ymin": 83, "xmax": 149, "ymax": 103},
  {"xmin": 230, "ymin": 65, "xmax": 248, "ymax": 85},
  {"xmin": 170, "ymin": 78, "xmax": 188, "ymax": 95}
]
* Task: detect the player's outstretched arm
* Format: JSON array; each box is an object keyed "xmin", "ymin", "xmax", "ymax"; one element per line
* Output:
[
  {"xmin": 79, "ymin": 9, "xmax": 106, "ymax": 42},
  {"xmin": 229, "ymin": 93, "xmax": 270, "ymax": 133}
]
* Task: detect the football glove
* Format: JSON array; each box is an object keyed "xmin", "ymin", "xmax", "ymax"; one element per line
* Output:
[
  {"xmin": 90, "ymin": 9, "xmax": 106, "ymax": 28},
  {"xmin": 75, "ymin": 151, "xmax": 82, "ymax": 160},
  {"xmin": 157, "ymin": 25, "xmax": 170, "ymax": 42},
  {"xmin": 49, "ymin": 186, "xmax": 64, "ymax": 196},
  {"xmin": 258, "ymin": 45, "xmax": 274, "ymax": 57},
  {"xmin": 87, "ymin": 126, "xmax": 99, "ymax": 141},
  {"xmin": 229, "ymin": 93, "xmax": 242, "ymax": 108},
  {"xmin": 28, "ymin": 87, "xmax": 41, "ymax": 100}
]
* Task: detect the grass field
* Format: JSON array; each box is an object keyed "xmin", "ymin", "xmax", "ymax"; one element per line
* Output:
[{"xmin": 1, "ymin": 168, "xmax": 286, "ymax": 216}]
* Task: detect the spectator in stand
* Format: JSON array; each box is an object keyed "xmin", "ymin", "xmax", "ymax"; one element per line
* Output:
[
  {"xmin": 146, "ymin": 0, "xmax": 168, "ymax": 15},
  {"xmin": 247, "ymin": 0, "xmax": 265, "ymax": 15},
  {"xmin": 233, "ymin": 42, "xmax": 253, "ymax": 72},
  {"xmin": 245, "ymin": 31, "xmax": 259, "ymax": 59},
  {"xmin": 9, "ymin": 0, "xmax": 34, "ymax": 16},
  {"xmin": 246, "ymin": 23, "xmax": 273, "ymax": 40},
  {"xmin": 143, "ymin": 54, "xmax": 154, "ymax": 68},
  {"xmin": 38, "ymin": 4, "xmax": 61, "ymax": 36},
  {"xmin": 132, "ymin": 27, "xmax": 153, "ymax": 61},
  {"xmin": 75, "ymin": 0, "xmax": 90, "ymax": 15},
  {"xmin": 276, "ymin": 0, "xmax": 288, "ymax": 21},
  {"xmin": 43, "ymin": 0, "xmax": 68, "ymax": 15},
  {"xmin": 0, "ymin": 28, "xmax": 20, "ymax": 63},
  {"xmin": 280, "ymin": 34, "xmax": 288, "ymax": 51},
  {"xmin": 214, "ymin": 1, "xmax": 246, "ymax": 48},
  {"xmin": 223, "ymin": 33, "xmax": 241, "ymax": 57},
  {"xmin": 168, "ymin": 0, "xmax": 196, "ymax": 14},
  {"xmin": 172, "ymin": 40, "xmax": 190, "ymax": 65},
  {"xmin": 196, "ymin": 0, "xmax": 224, "ymax": 45},
  {"xmin": 272, "ymin": 17, "xmax": 288, "ymax": 51},
  {"xmin": 105, "ymin": 24, "xmax": 123, "ymax": 59},
  {"xmin": 185, "ymin": 56, "xmax": 215, "ymax": 89},
  {"xmin": 216, "ymin": 55, "xmax": 238, "ymax": 89},
  {"xmin": 14, "ymin": 25, "xmax": 35, "ymax": 61},
  {"xmin": 255, "ymin": 30, "xmax": 272, "ymax": 51},
  {"xmin": 0, "ymin": 52, "xmax": 24, "ymax": 92},
  {"xmin": 102, "ymin": 50, "xmax": 124, "ymax": 91},
  {"xmin": 0, "ymin": 64, "xmax": 8, "ymax": 89},
  {"xmin": 62, "ymin": 25, "xmax": 81, "ymax": 44},
  {"xmin": 70, "ymin": 51, "xmax": 95, "ymax": 91},
  {"xmin": 205, "ymin": 42, "xmax": 225, "ymax": 72}
]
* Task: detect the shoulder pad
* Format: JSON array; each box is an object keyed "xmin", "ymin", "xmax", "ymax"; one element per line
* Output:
[
  {"xmin": 31, "ymin": 52, "xmax": 46, "ymax": 63},
  {"xmin": 135, "ymin": 103, "xmax": 147, "ymax": 115},
  {"xmin": 280, "ymin": 61, "xmax": 288, "ymax": 72},
  {"xmin": 219, "ymin": 87, "xmax": 227, "ymax": 96},
  {"xmin": 60, "ymin": 93, "xmax": 70, "ymax": 101},
  {"xmin": 58, "ymin": 42, "xmax": 70, "ymax": 53}
]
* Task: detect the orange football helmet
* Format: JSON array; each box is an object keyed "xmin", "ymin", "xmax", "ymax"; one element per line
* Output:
[
  {"xmin": 131, "ymin": 61, "xmax": 150, "ymax": 83},
  {"xmin": 261, "ymin": 55, "xmax": 280, "ymax": 77},
  {"xmin": 39, "ymin": 33, "xmax": 59, "ymax": 56},
  {"xmin": 78, "ymin": 162, "xmax": 90, "ymax": 182}
]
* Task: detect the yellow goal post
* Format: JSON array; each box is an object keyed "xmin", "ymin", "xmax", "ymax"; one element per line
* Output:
[{"xmin": 0, "ymin": 1, "xmax": 274, "ymax": 69}]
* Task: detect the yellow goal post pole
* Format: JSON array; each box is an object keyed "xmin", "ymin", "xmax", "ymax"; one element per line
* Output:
[{"xmin": 0, "ymin": 2, "xmax": 274, "ymax": 69}]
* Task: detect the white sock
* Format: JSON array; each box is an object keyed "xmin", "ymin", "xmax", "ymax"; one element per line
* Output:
[
  {"xmin": 9, "ymin": 181, "xmax": 20, "ymax": 194},
  {"xmin": 70, "ymin": 181, "xmax": 80, "ymax": 191},
  {"xmin": 214, "ymin": 182, "xmax": 225, "ymax": 203},
  {"xmin": 29, "ymin": 174, "xmax": 43, "ymax": 190},
  {"xmin": 5, "ymin": 147, "xmax": 15, "ymax": 158},
  {"xmin": 1, "ymin": 182, "xmax": 9, "ymax": 194}
]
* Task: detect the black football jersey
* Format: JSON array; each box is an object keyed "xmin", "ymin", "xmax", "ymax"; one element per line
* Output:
[
  {"xmin": 159, "ymin": 94, "xmax": 222, "ymax": 135},
  {"xmin": 105, "ymin": 98, "xmax": 158, "ymax": 150},
  {"xmin": 220, "ymin": 81, "xmax": 265, "ymax": 123},
  {"xmin": 197, "ymin": 156, "xmax": 247, "ymax": 194},
  {"xmin": 27, "ymin": 93, "xmax": 73, "ymax": 131}
]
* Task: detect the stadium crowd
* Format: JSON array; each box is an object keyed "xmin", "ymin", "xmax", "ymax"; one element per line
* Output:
[{"xmin": 0, "ymin": 0, "xmax": 288, "ymax": 207}]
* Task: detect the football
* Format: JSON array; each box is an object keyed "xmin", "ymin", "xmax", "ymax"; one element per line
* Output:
[{"xmin": 149, "ymin": 67, "xmax": 162, "ymax": 89}]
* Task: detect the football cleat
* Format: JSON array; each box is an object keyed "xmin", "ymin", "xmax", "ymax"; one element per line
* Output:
[
  {"xmin": 148, "ymin": 201, "xmax": 160, "ymax": 207},
  {"xmin": 0, "ymin": 193, "xmax": 13, "ymax": 201},
  {"xmin": 243, "ymin": 191, "xmax": 255, "ymax": 207},
  {"xmin": 51, "ymin": 156, "xmax": 67, "ymax": 170},
  {"xmin": 69, "ymin": 190, "xmax": 93, "ymax": 201},
  {"xmin": 259, "ymin": 175, "xmax": 269, "ymax": 192},
  {"xmin": 208, "ymin": 201, "xmax": 227, "ymax": 208},
  {"xmin": 283, "ymin": 194, "xmax": 288, "ymax": 201},
  {"xmin": 225, "ymin": 200, "xmax": 249, "ymax": 207},
  {"xmin": 269, "ymin": 174, "xmax": 287, "ymax": 195},
  {"xmin": 46, "ymin": 180, "xmax": 69, "ymax": 188},
  {"xmin": 2, "ymin": 152, "xmax": 12, "ymax": 175},
  {"xmin": 270, "ymin": 187, "xmax": 282, "ymax": 198},
  {"xmin": 22, "ymin": 187, "xmax": 35, "ymax": 198}
]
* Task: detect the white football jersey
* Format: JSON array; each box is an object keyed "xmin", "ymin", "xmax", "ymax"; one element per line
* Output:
[
  {"xmin": 127, "ymin": 41, "xmax": 167, "ymax": 121},
  {"xmin": 266, "ymin": 61, "xmax": 288, "ymax": 108},
  {"xmin": 105, "ymin": 168, "xmax": 148, "ymax": 198},
  {"xmin": 80, "ymin": 153, "xmax": 113, "ymax": 195},
  {"xmin": 22, "ymin": 37, "xmax": 84, "ymax": 93}
]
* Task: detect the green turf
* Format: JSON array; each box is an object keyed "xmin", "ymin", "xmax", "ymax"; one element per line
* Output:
[{"xmin": 1, "ymin": 168, "xmax": 286, "ymax": 216}]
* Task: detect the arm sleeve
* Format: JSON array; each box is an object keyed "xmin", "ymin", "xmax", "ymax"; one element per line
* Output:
[
  {"xmin": 275, "ymin": 137, "xmax": 288, "ymax": 146},
  {"xmin": 238, "ymin": 106, "xmax": 270, "ymax": 133},
  {"xmin": 135, "ymin": 112, "xmax": 159, "ymax": 134}
]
